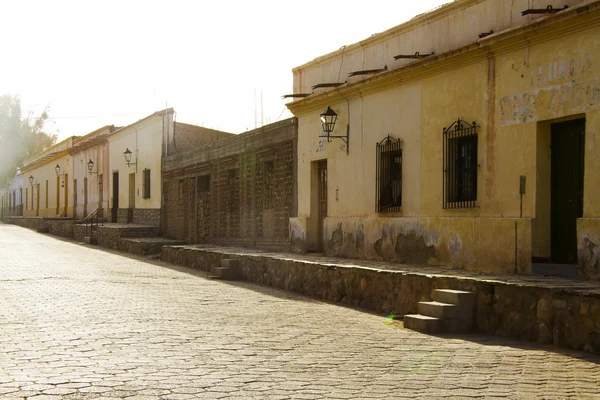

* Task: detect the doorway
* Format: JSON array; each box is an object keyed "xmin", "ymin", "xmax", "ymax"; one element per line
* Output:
[
  {"xmin": 73, "ymin": 179, "xmax": 78, "ymax": 219},
  {"xmin": 83, "ymin": 177, "xmax": 88, "ymax": 218},
  {"xmin": 317, "ymin": 160, "xmax": 327, "ymax": 252},
  {"xmin": 112, "ymin": 172, "xmax": 119, "ymax": 222},
  {"xmin": 63, "ymin": 174, "xmax": 68, "ymax": 217},
  {"xmin": 550, "ymin": 118, "xmax": 585, "ymax": 264},
  {"xmin": 128, "ymin": 173, "xmax": 135, "ymax": 223}
]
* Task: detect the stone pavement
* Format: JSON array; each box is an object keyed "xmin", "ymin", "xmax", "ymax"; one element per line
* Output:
[{"xmin": 1, "ymin": 224, "xmax": 600, "ymax": 399}]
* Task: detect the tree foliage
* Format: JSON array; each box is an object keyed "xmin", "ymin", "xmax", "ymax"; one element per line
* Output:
[{"xmin": 0, "ymin": 94, "xmax": 57, "ymax": 183}]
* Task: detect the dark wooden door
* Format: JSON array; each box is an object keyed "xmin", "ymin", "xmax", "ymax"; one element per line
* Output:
[
  {"xmin": 73, "ymin": 179, "xmax": 78, "ymax": 219},
  {"xmin": 112, "ymin": 172, "xmax": 119, "ymax": 222},
  {"xmin": 551, "ymin": 118, "xmax": 585, "ymax": 264},
  {"xmin": 317, "ymin": 160, "xmax": 327, "ymax": 252}
]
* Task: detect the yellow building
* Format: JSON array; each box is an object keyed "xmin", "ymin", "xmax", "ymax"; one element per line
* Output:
[
  {"xmin": 70, "ymin": 126, "xmax": 116, "ymax": 220},
  {"xmin": 287, "ymin": 0, "xmax": 600, "ymax": 279},
  {"xmin": 22, "ymin": 137, "xmax": 78, "ymax": 218}
]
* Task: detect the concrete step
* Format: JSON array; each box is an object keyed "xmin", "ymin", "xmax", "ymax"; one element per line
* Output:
[
  {"xmin": 403, "ymin": 314, "xmax": 443, "ymax": 334},
  {"xmin": 433, "ymin": 289, "xmax": 475, "ymax": 306},
  {"xmin": 418, "ymin": 301, "xmax": 457, "ymax": 318},
  {"xmin": 209, "ymin": 267, "xmax": 233, "ymax": 280},
  {"xmin": 83, "ymin": 236, "xmax": 97, "ymax": 245}
]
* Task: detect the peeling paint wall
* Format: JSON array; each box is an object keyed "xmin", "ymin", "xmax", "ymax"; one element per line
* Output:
[{"xmin": 322, "ymin": 216, "xmax": 530, "ymax": 275}]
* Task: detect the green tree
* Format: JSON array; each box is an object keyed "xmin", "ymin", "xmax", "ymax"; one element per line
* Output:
[{"xmin": 0, "ymin": 94, "xmax": 57, "ymax": 182}]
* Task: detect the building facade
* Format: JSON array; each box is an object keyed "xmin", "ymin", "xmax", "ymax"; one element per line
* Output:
[
  {"xmin": 107, "ymin": 110, "xmax": 174, "ymax": 226},
  {"xmin": 21, "ymin": 137, "xmax": 77, "ymax": 218},
  {"xmin": 69, "ymin": 126, "xmax": 115, "ymax": 220},
  {"xmin": 287, "ymin": 0, "xmax": 600, "ymax": 279},
  {"xmin": 162, "ymin": 118, "xmax": 297, "ymax": 250}
]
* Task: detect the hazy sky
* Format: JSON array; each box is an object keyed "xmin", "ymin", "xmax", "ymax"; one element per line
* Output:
[{"xmin": 1, "ymin": 0, "xmax": 450, "ymax": 141}]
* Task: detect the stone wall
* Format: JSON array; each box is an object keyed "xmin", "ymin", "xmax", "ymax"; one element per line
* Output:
[
  {"xmin": 162, "ymin": 245, "xmax": 600, "ymax": 355},
  {"xmin": 3, "ymin": 216, "xmax": 49, "ymax": 232},
  {"xmin": 132, "ymin": 208, "xmax": 161, "ymax": 227},
  {"xmin": 293, "ymin": 216, "xmax": 532, "ymax": 275},
  {"xmin": 162, "ymin": 118, "xmax": 297, "ymax": 251},
  {"xmin": 117, "ymin": 209, "xmax": 131, "ymax": 224},
  {"xmin": 47, "ymin": 219, "xmax": 75, "ymax": 238}
]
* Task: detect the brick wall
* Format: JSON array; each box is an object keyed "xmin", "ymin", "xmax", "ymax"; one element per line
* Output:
[
  {"xmin": 162, "ymin": 118, "xmax": 297, "ymax": 251},
  {"xmin": 169, "ymin": 122, "xmax": 233, "ymax": 155}
]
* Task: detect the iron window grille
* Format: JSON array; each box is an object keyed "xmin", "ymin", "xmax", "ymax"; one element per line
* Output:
[
  {"xmin": 443, "ymin": 119, "xmax": 478, "ymax": 209},
  {"xmin": 142, "ymin": 168, "xmax": 151, "ymax": 199},
  {"xmin": 376, "ymin": 135, "xmax": 402, "ymax": 213}
]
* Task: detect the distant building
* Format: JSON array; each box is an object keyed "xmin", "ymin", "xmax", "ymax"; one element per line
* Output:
[{"xmin": 162, "ymin": 118, "xmax": 297, "ymax": 250}]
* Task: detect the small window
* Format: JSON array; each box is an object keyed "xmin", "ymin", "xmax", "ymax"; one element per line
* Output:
[
  {"xmin": 443, "ymin": 119, "xmax": 478, "ymax": 209},
  {"xmin": 376, "ymin": 135, "xmax": 402, "ymax": 213},
  {"xmin": 142, "ymin": 169, "xmax": 151, "ymax": 199},
  {"xmin": 197, "ymin": 175, "xmax": 210, "ymax": 192},
  {"xmin": 263, "ymin": 161, "xmax": 274, "ymax": 209}
]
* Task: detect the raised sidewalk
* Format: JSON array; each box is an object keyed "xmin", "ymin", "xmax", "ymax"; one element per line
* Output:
[{"xmin": 162, "ymin": 244, "xmax": 600, "ymax": 356}]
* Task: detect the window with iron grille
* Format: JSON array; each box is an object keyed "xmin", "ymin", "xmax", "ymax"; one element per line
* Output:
[
  {"xmin": 142, "ymin": 169, "xmax": 151, "ymax": 199},
  {"xmin": 376, "ymin": 135, "xmax": 402, "ymax": 213},
  {"xmin": 443, "ymin": 119, "xmax": 478, "ymax": 209}
]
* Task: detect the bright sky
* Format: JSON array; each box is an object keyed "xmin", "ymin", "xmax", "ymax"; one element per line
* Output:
[{"xmin": 1, "ymin": 0, "xmax": 450, "ymax": 141}]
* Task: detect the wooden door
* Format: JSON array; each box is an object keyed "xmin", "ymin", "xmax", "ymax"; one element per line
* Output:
[
  {"xmin": 551, "ymin": 118, "xmax": 585, "ymax": 264},
  {"xmin": 64, "ymin": 174, "xmax": 68, "ymax": 217},
  {"xmin": 112, "ymin": 172, "xmax": 119, "ymax": 222},
  {"xmin": 73, "ymin": 179, "xmax": 78, "ymax": 219},
  {"xmin": 317, "ymin": 160, "xmax": 327, "ymax": 252},
  {"xmin": 83, "ymin": 177, "xmax": 88, "ymax": 218}
]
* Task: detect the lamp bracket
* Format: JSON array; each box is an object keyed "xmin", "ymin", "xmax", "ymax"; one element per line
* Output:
[{"xmin": 319, "ymin": 124, "xmax": 350, "ymax": 154}]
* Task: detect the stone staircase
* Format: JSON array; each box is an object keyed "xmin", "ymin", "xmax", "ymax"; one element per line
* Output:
[
  {"xmin": 209, "ymin": 258, "xmax": 240, "ymax": 280},
  {"xmin": 404, "ymin": 289, "xmax": 475, "ymax": 334}
]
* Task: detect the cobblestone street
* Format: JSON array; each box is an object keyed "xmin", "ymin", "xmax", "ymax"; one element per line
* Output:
[{"xmin": 1, "ymin": 224, "xmax": 599, "ymax": 399}]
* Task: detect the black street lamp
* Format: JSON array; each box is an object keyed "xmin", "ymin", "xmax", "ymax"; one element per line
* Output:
[
  {"xmin": 123, "ymin": 148, "xmax": 137, "ymax": 168},
  {"xmin": 319, "ymin": 106, "xmax": 349, "ymax": 154},
  {"xmin": 87, "ymin": 159, "xmax": 97, "ymax": 175}
]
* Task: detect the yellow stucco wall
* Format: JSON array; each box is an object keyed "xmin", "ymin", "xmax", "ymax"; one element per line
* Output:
[
  {"xmin": 23, "ymin": 153, "xmax": 74, "ymax": 218},
  {"xmin": 72, "ymin": 143, "xmax": 109, "ymax": 219}
]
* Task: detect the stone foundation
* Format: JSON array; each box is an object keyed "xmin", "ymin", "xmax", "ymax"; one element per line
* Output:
[
  {"xmin": 117, "ymin": 209, "xmax": 131, "ymax": 224},
  {"xmin": 3, "ymin": 216, "xmax": 49, "ymax": 232},
  {"xmin": 291, "ymin": 216, "xmax": 532, "ymax": 276},
  {"xmin": 47, "ymin": 219, "xmax": 75, "ymax": 238},
  {"xmin": 162, "ymin": 245, "xmax": 600, "ymax": 355},
  {"xmin": 132, "ymin": 208, "xmax": 161, "ymax": 227},
  {"xmin": 97, "ymin": 225, "xmax": 160, "ymax": 250}
]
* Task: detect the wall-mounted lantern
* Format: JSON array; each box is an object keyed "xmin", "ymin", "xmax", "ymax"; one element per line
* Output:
[
  {"xmin": 55, "ymin": 164, "xmax": 62, "ymax": 177},
  {"xmin": 28, "ymin": 175, "xmax": 34, "ymax": 185},
  {"xmin": 123, "ymin": 148, "xmax": 137, "ymax": 169},
  {"xmin": 319, "ymin": 106, "xmax": 349, "ymax": 154},
  {"xmin": 87, "ymin": 159, "xmax": 97, "ymax": 175}
]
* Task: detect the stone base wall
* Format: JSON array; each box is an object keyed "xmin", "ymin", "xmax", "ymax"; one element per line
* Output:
[
  {"xmin": 73, "ymin": 225, "xmax": 87, "ymax": 242},
  {"xmin": 578, "ymin": 217, "xmax": 600, "ymax": 280},
  {"xmin": 162, "ymin": 245, "xmax": 600, "ymax": 355},
  {"xmin": 291, "ymin": 216, "xmax": 532, "ymax": 276},
  {"xmin": 3, "ymin": 216, "xmax": 49, "ymax": 232},
  {"xmin": 117, "ymin": 209, "xmax": 131, "ymax": 224},
  {"xmin": 47, "ymin": 219, "xmax": 75, "ymax": 238},
  {"xmin": 97, "ymin": 226, "xmax": 160, "ymax": 250},
  {"xmin": 132, "ymin": 208, "xmax": 161, "ymax": 227},
  {"xmin": 210, "ymin": 238, "xmax": 290, "ymax": 252}
]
